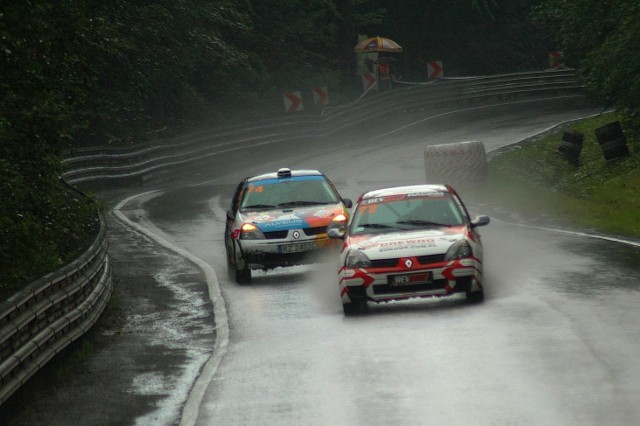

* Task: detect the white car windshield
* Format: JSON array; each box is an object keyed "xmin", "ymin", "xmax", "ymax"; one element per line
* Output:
[
  {"xmin": 240, "ymin": 176, "xmax": 339, "ymax": 210},
  {"xmin": 351, "ymin": 193, "xmax": 464, "ymax": 234}
]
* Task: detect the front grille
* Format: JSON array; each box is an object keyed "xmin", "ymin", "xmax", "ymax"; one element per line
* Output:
[
  {"xmin": 263, "ymin": 227, "xmax": 327, "ymax": 239},
  {"xmin": 264, "ymin": 230, "xmax": 288, "ymax": 239},
  {"xmin": 369, "ymin": 254, "xmax": 446, "ymax": 268},
  {"xmin": 417, "ymin": 254, "xmax": 446, "ymax": 264},
  {"xmin": 303, "ymin": 226, "xmax": 327, "ymax": 236},
  {"xmin": 370, "ymin": 258, "xmax": 400, "ymax": 268}
]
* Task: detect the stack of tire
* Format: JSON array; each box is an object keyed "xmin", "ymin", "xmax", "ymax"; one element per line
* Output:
[
  {"xmin": 423, "ymin": 140, "xmax": 487, "ymax": 190},
  {"xmin": 595, "ymin": 121, "xmax": 629, "ymax": 160},
  {"xmin": 557, "ymin": 130, "xmax": 584, "ymax": 164}
]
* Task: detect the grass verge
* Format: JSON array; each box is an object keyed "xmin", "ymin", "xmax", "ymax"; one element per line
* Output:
[{"xmin": 470, "ymin": 112, "xmax": 640, "ymax": 239}]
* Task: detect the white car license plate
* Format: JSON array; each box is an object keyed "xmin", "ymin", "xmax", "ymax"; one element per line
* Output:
[
  {"xmin": 390, "ymin": 272, "xmax": 432, "ymax": 286},
  {"xmin": 280, "ymin": 242, "xmax": 317, "ymax": 253}
]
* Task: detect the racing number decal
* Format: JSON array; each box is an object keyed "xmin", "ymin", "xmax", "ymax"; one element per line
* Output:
[
  {"xmin": 358, "ymin": 204, "xmax": 378, "ymax": 214},
  {"xmin": 247, "ymin": 185, "xmax": 264, "ymax": 193}
]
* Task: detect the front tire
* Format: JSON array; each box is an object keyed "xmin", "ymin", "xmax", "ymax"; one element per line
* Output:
[
  {"xmin": 228, "ymin": 239, "xmax": 252, "ymax": 284},
  {"xmin": 466, "ymin": 289, "xmax": 484, "ymax": 303},
  {"xmin": 235, "ymin": 264, "xmax": 252, "ymax": 284},
  {"xmin": 342, "ymin": 297, "xmax": 367, "ymax": 315}
]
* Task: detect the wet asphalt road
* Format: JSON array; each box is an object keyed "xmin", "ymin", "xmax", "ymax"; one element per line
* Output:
[{"xmin": 3, "ymin": 100, "xmax": 640, "ymax": 425}]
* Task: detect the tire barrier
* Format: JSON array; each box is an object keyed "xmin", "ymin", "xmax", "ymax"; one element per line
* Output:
[
  {"xmin": 424, "ymin": 140, "xmax": 487, "ymax": 189},
  {"xmin": 595, "ymin": 121, "xmax": 629, "ymax": 160},
  {"xmin": 557, "ymin": 130, "xmax": 584, "ymax": 164},
  {"xmin": 0, "ymin": 210, "xmax": 111, "ymax": 405}
]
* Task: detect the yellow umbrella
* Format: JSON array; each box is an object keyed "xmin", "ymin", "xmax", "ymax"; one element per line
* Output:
[{"xmin": 354, "ymin": 36, "xmax": 402, "ymax": 53}]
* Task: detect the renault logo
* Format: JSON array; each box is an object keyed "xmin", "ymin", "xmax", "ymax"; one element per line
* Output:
[
  {"xmin": 404, "ymin": 259, "xmax": 413, "ymax": 269},
  {"xmin": 292, "ymin": 231, "xmax": 300, "ymax": 239}
]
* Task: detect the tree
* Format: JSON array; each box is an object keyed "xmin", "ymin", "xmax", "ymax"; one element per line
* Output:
[
  {"xmin": 351, "ymin": 0, "xmax": 548, "ymax": 79},
  {"xmin": 535, "ymin": 0, "xmax": 640, "ymax": 129},
  {"xmin": 0, "ymin": 2, "xmax": 99, "ymax": 289}
]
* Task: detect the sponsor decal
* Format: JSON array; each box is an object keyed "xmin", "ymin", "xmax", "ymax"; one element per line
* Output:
[
  {"xmin": 313, "ymin": 209, "xmax": 333, "ymax": 218},
  {"xmin": 406, "ymin": 191, "xmax": 446, "ymax": 198},
  {"xmin": 259, "ymin": 217, "xmax": 305, "ymax": 231},
  {"xmin": 377, "ymin": 238, "xmax": 437, "ymax": 253},
  {"xmin": 362, "ymin": 197, "xmax": 384, "ymax": 205},
  {"xmin": 379, "ymin": 238, "xmax": 436, "ymax": 247}
]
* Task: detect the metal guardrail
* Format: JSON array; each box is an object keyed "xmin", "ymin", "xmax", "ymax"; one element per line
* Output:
[
  {"xmin": 0, "ymin": 211, "xmax": 112, "ymax": 405},
  {"xmin": 62, "ymin": 69, "xmax": 585, "ymax": 186}
]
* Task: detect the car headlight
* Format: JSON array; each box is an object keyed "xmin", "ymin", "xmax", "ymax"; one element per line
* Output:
[
  {"xmin": 445, "ymin": 240, "xmax": 473, "ymax": 260},
  {"xmin": 240, "ymin": 223, "xmax": 265, "ymax": 240},
  {"xmin": 345, "ymin": 250, "xmax": 372, "ymax": 268}
]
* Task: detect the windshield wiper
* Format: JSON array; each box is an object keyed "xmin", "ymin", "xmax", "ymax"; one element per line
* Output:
[
  {"xmin": 242, "ymin": 204, "xmax": 276, "ymax": 210},
  {"xmin": 396, "ymin": 219, "xmax": 453, "ymax": 227},
  {"xmin": 277, "ymin": 200, "xmax": 328, "ymax": 207},
  {"xmin": 360, "ymin": 223, "xmax": 395, "ymax": 229}
]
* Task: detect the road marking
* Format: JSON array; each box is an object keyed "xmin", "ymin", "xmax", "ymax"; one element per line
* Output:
[{"xmin": 492, "ymin": 217, "xmax": 640, "ymax": 248}]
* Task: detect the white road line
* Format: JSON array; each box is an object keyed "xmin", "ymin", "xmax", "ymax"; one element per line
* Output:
[{"xmin": 492, "ymin": 217, "xmax": 640, "ymax": 247}]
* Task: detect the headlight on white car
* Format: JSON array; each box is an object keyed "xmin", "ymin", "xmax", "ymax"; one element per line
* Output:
[
  {"xmin": 345, "ymin": 250, "xmax": 372, "ymax": 268},
  {"xmin": 445, "ymin": 239, "xmax": 473, "ymax": 260},
  {"xmin": 240, "ymin": 223, "xmax": 265, "ymax": 240}
]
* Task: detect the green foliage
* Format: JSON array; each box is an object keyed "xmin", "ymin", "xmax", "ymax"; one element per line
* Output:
[
  {"xmin": 474, "ymin": 113, "xmax": 640, "ymax": 238},
  {"xmin": 0, "ymin": 155, "xmax": 99, "ymax": 296},
  {"xmin": 534, "ymin": 0, "xmax": 640, "ymax": 129},
  {"xmin": 354, "ymin": 0, "xmax": 548, "ymax": 79},
  {"xmin": 73, "ymin": 0, "xmax": 259, "ymax": 143}
]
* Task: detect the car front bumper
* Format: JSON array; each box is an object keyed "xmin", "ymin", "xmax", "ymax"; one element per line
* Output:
[
  {"xmin": 339, "ymin": 257, "xmax": 483, "ymax": 304},
  {"xmin": 239, "ymin": 236, "xmax": 338, "ymax": 269}
]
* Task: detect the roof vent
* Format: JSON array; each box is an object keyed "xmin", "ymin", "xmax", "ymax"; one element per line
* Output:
[{"xmin": 277, "ymin": 168, "xmax": 292, "ymax": 178}]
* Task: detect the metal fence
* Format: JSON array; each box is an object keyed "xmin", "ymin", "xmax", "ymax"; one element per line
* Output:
[
  {"xmin": 0, "ymin": 212, "xmax": 112, "ymax": 404},
  {"xmin": 62, "ymin": 69, "xmax": 585, "ymax": 186}
]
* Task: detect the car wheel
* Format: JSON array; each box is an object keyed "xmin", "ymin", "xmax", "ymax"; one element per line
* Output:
[
  {"xmin": 225, "ymin": 240, "xmax": 238, "ymax": 279},
  {"xmin": 235, "ymin": 265, "xmax": 252, "ymax": 284},
  {"xmin": 466, "ymin": 289, "xmax": 484, "ymax": 303},
  {"xmin": 342, "ymin": 298, "xmax": 367, "ymax": 315},
  {"xmin": 226, "ymin": 254, "xmax": 235, "ymax": 280}
]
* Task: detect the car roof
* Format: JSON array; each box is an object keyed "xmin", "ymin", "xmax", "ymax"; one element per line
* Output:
[
  {"xmin": 247, "ymin": 168, "xmax": 325, "ymax": 183},
  {"xmin": 360, "ymin": 184, "xmax": 450, "ymax": 200}
]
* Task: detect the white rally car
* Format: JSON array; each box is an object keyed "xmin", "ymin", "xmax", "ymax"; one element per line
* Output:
[
  {"xmin": 327, "ymin": 184, "xmax": 489, "ymax": 314},
  {"xmin": 225, "ymin": 168, "xmax": 352, "ymax": 283}
]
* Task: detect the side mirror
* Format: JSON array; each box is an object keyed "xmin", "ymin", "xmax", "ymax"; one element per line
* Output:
[
  {"xmin": 327, "ymin": 220, "xmax": 347, "ymax": 239},
  {"xmin": 471, "ymin": 215, "xmax": 490, "ymax": 228},
  {"xmin": 342, "ymin": 198, "xmax": 353, "ymax": 208},
  {"xmin": 226, "ymin": 210, "xmax": 235, "ymax": 221}
]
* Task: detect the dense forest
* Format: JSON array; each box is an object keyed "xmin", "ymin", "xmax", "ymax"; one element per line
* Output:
[{"xmin": 1, "ymin": 0, "xmax": 639, "ymax": 290}]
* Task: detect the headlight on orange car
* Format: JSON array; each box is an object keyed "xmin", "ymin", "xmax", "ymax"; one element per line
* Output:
[
  {"xmin": 240, "ymin": 223, "xmax": 265, "ymax": 240},
  {"xmin": 445, "ymin": 240, "xmax": 473, "ymax": 260}
]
